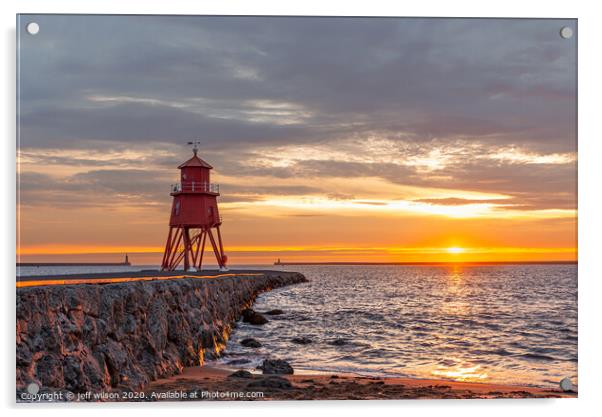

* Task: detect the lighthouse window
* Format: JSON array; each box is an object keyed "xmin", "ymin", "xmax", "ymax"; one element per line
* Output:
[{"xmin": 174, "ymin": 201, "xmax": 181, "ymax": 215}]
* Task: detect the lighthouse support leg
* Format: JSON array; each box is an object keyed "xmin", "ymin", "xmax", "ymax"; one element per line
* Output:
[
  {"xmin": 206, "ymin": 228, "xmax": 226, "ymax": 270},
  {"xmin": 216, "ymin": 225, "xmax": 228, "ymax": 271},
  {"xmin": 197, "ymin": 229, "xmax": 207, "ymax": 270},
  {"xmin": 162, "ymin": 227, "xmax": 182, "ymax": 271},
  {"xmin": 191, "ymin": 231, "xmax": 202, "ymax": 267},
  {"xmin": 216, "ymin": 225, "xmax": 226, "ymax": 260},
  {"xmin": 167, "ymin": 228, "xmax": 183, "ymax": 270},
  {"xmin": 183, "ymin": 227, "xmax": 192, "ymax": 271},
  {"xmin": 161, "ymin": 226, "xmax": 227, "ymax": 272},
  {"xmin": 161, "ymin": 227, "xmax": 174, "ymax": 270}
]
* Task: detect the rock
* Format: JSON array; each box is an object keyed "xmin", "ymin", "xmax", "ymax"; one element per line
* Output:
[
  {"xmin": 36, "ymin": 355, "xmax": 64, "ymax": 388},
  {"xmin": 247, "ymin": 376, "xmax": 292, "ymax": 390},
  {"xmin": 63, "ymin": 356, "xmax": 87, "ymax": 393},
  {"xmin": 291, "ymin": 337, "xmax": 312, "ymax": 345},
  {"xmin": 329, "ymin": 338, "xmax": 347, "ymax": 346},
  {"xmin": 241, "ymin": 309, "xmax": 254, "ymax": 321},
  {"xmin": 241, "ymin": 338, "xmax": 262, "ymax": 348},
  {"xmin": 248, "ymin": 314, "xmax": 268, "ymax": 325},
  {"xmin": 259, "ymin": 359, "xmax": 294, "ymax": 375},
  {"xmin": 264, "ymin": 309, "xmax": 284, "ymax": 315},
  {"xmin": 16, "ymin": 271, "xmax": 307, "ymax": 395},
  {"xmin": 228, "ymin": 370, "xmax": 253, "ymax": 379},
  {"xmin": 241, "ymin": 309, "xmax": 268, "ymax": 325},
  {"xmin": 16, "ymin": 344, "xmax": 32, "ymax": 367}
]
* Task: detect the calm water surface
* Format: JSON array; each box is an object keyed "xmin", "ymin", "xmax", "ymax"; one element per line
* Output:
[
  {"xmin": 216, "ymin": 264, "xmax": 577, "ymax": 388},
  {"xmin": 16, "ymin": 263, "xmax": 578, "ymax": 388}
]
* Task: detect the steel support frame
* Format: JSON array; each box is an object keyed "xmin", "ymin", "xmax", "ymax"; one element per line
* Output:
[{"xmin": 161, "ymin": 225, "xmax": 227, "ymax": 271}]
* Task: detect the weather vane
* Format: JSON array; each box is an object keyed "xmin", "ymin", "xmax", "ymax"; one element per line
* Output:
[{"xmin": 187, "ymin": 140, "xmax": 201, "ymax": 155}]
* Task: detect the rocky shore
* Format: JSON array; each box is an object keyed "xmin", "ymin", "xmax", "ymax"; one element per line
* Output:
[{"xmin": 16, "ymin": 271, "xmax": 307, "ymax": 398}]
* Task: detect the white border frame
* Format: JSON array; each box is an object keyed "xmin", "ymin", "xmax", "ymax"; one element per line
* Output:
[{"xmin": 2, "ymin": 1, "xmax": 600, "ymax": 416}]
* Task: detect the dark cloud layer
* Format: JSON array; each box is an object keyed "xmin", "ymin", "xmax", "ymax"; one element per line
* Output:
[{"xmin": 17, "ymin": 15, "xmax": 577, "ymax": 211}]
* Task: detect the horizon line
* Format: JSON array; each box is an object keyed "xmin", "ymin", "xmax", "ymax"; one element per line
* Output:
[
  {"xmin": 18, "ymin": 260, "xmax": 578, "ymax": 267},
  {"xmin": 272, "ymin": 261, "xmax": 577, "ymax": 266}
]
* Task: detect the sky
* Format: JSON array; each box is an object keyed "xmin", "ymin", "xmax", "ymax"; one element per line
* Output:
[{"xmin": 16, "ymin": 15, "xmax": 577, "ymax": 264}]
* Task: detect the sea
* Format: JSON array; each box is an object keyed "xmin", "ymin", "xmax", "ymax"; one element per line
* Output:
[{"xmin": 17, "ymin": 263, "xmax": 578, "ymax": 388}]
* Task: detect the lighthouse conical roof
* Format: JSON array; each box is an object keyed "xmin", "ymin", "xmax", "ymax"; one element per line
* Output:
[{"xmin": 178, "ymin": 154, "xmax": 213, "ymax": 169}]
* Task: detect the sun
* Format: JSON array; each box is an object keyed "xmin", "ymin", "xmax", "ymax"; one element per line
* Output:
[{"xmin": 446, "ymin": 247, "xmax": 465, "ymax": 254}]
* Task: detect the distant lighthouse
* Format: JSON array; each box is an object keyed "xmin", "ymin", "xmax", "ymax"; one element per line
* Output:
[{"xmin": 161, "ymin": 141, "xmax": 228, "ymax": 271}]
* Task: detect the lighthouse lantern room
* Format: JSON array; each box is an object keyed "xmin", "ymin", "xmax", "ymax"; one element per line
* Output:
[{"xmin": 161, "ymin": 141, "xmax": 228, "ymax": 271}]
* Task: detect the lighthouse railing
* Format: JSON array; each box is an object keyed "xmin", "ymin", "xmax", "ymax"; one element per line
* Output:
[{"xmin": 171, "ymin": 182, "xmax": 219, "ymax": 193}]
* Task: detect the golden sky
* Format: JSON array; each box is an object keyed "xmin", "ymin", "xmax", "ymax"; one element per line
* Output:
[
  {"xmin": 16, "ymin": 143, "xmax": 576, "ymax": 264},
  {"xmin": 17, "ymin": 16, "xmax": 577, "ymax": 265}
]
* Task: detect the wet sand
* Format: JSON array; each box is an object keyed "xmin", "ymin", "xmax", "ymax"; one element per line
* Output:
[{"xmin": 145, "ymin": 366, "xmax": 576, "ymax": 401}]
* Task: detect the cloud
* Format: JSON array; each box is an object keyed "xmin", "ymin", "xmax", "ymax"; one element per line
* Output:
[
  {"xmin": 18, "ymin": 169, "xmax": 171, "ymax": 208},
  {"xmin": 19, "ymin": 16, "xmax": 576, "ymax": 144},
  {"xmin": 413, "ymin": 198, "xmax": 508, "ymax": 206},
  {"xmin": 17, "ymin": 15, "xmax": 576, "ymax": 215}
]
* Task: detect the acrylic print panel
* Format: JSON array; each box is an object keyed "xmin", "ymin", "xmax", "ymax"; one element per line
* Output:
[{"xmin": 16, "ymin": 15, "xmax": 577, "ymax": 402}]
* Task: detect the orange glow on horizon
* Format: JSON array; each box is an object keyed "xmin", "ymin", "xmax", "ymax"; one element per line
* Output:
[
  {"xmin": 17, "ymin": 243, "xmax": 577, "ymax": 264},
  {"xmin": 17, "ymin": 153, "xmax": 576, "ymax": 266},
  {"xmin": 446, "ymin": 247, "xmax": 465, "ymax": 254}
]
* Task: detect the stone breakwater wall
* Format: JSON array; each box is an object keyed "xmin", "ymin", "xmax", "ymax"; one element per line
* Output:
[{"xmin": 16, "ymin": 272, "xmax": 306, "ymax": 393}]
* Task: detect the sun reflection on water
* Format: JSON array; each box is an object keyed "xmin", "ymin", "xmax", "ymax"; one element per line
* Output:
[
  {"xmin": 225, "ymin": 264, "xmax": 577, "ymax": 388},
  {"xmin": 448, "ymin": 264, "xmax": 463, "ymax": 284},
  {"xmin": 440, "ymin": 265, "xmax": 471, "ymax": 316},
  {"xmin": 431, "ymin": 363, "xmax": 489, "ymax": 382}
]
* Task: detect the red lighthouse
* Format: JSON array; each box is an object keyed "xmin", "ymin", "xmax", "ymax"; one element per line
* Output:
[{"xmin": 161, "ymin": 142, "xmax": 228, "ymax": 271}]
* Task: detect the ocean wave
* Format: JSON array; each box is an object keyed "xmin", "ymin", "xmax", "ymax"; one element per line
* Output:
[{"xmin": 225, "ymin": 264, "xmax": 577, "ymax": 388}]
